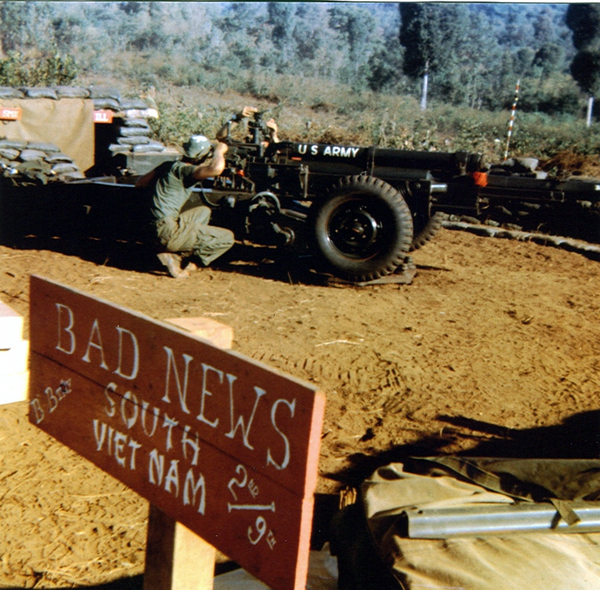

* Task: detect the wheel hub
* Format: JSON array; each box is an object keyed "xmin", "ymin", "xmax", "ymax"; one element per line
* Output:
[{"xmin": 329, "ymin": 203, "xmax": 382, "ymax": 258}]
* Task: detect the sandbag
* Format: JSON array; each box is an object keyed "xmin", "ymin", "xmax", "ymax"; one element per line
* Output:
[
  {"xmin": 21, "ymin": 87, "xmax": 58, "ymax": 100},
  {"xmin": 54, "ymin": 86, "xmax": 90, "ymax": 98},
  {"xmin": 0, "ymin": 87, "xmax": 24, "ymax": 98}
]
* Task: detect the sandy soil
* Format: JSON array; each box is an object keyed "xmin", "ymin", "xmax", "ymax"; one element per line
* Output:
[{"xmin": 1, "ymin": 224, "xmax": 600, "ymax": 588}]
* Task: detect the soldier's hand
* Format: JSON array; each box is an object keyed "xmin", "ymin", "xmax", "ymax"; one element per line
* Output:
[
  {"xmin": 214, "ymin": 141, "xmax": 229, "ymax": 155},
  {"xmin": 240, "ymin": 106, "xmax": 258, "ymax": 118}
]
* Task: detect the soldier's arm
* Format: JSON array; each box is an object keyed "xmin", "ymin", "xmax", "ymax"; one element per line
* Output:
[
  {"xmin": 192, "ymin": 142, "xmax": 229, "ymax": 180},
  {"xmin": 135, "ymin": 168, "xmax": 157, "ymax": 188},
  {"xmin": 266, "ymin": 118, "xmax": 280, "ymax": 143}
]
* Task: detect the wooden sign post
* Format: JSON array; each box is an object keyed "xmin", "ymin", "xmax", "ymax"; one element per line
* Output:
[{"xmin": 28, "ymin": 276, "xmax": 325, "ymax": 590}]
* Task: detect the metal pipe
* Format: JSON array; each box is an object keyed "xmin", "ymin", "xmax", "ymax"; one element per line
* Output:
[{"xmin": 404, "ymin": 502, "xmax": 600, "ymax": 539}]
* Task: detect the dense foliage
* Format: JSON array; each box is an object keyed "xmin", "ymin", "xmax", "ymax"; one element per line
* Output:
[
  {"xmin": 0, "ymin": 52, "xmax": 77, "ymax": 87},
  {"xmin": 0, "ymin": 2, "xmax": 584, "ymax": 112},
  {"xmin": 1, "ymin": 1, "xmax": 600, "ymax": 161},
  {"xmin": 399, "ymin": 3, "xmax": 579, "ymax": 113}
]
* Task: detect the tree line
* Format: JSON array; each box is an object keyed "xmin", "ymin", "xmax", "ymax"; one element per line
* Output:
[{"xmin": 0, "ymin": 2, "xmax": 595, "ymax": 118}]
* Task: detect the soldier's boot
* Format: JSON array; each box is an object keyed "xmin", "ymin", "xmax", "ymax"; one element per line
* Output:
[
  {"xmin": 185, "ymin": 261, "xmax": 200, "ymax": 272},
  {"xmin": 157, "ymin": 252, "xmax": 189, "ymax": 279}
]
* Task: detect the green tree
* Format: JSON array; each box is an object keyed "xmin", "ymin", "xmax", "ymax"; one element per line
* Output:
[
  {"xmin": 399, "ymin": 3, "xmax": 494, "ymax": 108},
  {"xmin": 533, "ymin": 8, "xmax": 561, "ymax": 48},
  {"xmin": 292, "ymin": 4, "xmax": 319, "ymax": 62},
  {"xmin": 533, "ymin": 43, "xmax": 566, "ymax": 77},
  {"xmin": 570, "ymin": 50, "xmax": 600, "ymax": 95},
  {"xmin": 0, "ymin": 1, "xmax": 53, "ymax": 53},
  {"xmin": 458, "ymin": 11, "xmax": 503, "ymax": 110},
  {"xmin": 566, "ymin": 3, "xmax": 600, "ymax": 123},
  {"xmin": 399, "ymin": 3, "xmax": 436, "ymax": 80},
  {"xmin": 329, "ymin": 4, "xmax": 376, "ymax": 80},
  {"xmin": 367, "ymin": 37, "xmax": 405, "ymax": 93},
  {"xmin": 215, "ymin": 3, "xmax": 270, "ymax": 73},
  {"xmin": 267, "ymin": 2, "xmax": 295, "ymax": 70},
  {"xmin": 566, "ymin": 3, "xmax": 600, "ymax": 51}
]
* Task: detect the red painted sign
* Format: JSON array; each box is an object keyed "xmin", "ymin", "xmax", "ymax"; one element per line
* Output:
[
  {"xmin": 93, "ymin": 109, "xmax": 114, "ymax": 123},
  {"xmin": 0, "ymin": 106, "xmax": 21, "ymax": 120},
  {"xmin": 28, "ymin": 276, "xmax": 325, "ymax": 590}
]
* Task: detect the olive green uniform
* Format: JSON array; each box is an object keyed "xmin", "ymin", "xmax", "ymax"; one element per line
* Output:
[{"xmin": 150, "ymin": 160, "xmax": 234, "ymax": 266}]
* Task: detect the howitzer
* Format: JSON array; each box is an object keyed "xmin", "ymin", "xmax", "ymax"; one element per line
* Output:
[
  {"xmin": 194, "ymin": 111, "xmax": 487, "ymax": 283},
  {"xmin": 190, "ymin": 111, "xmax": 600, "ymax": 282}
]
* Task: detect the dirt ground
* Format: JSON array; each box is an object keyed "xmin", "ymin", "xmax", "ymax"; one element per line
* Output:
[{"xmin": 1, "ymin": 224, "xmax": 600, "ymax": 588}]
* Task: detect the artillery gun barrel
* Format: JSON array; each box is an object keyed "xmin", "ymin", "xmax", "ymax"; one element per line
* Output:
[
  {"xmin": 371, "ymin": 149, "xmax": 485, "ymax": 176},
  {"xmin": 277, "ymin": 142, "xmax": 485, "ymax": 179}
]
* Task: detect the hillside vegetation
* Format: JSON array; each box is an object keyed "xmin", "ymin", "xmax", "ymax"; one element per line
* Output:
[{"xmin": 1, "ymin": 2, "xmax": 600, "ymax": 168}]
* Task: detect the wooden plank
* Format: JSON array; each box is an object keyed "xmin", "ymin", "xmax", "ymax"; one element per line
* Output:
[
  {"xmin": 28, "ymin": 276, "xmax": 325, "ymax": 590},
  {"xmin": 144, "ymin": 505, "xmax": 216, "ymax": 590}
]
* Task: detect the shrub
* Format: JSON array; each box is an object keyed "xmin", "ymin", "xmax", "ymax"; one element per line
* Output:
[{"xmin": 0, "ymin": 51, "xmax": 78, "ymax": 86}]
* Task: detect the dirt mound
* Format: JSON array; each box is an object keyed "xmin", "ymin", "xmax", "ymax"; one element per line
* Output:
[{"xmin": 541, "ymin": 150, "xmax": 600, "ymax": 179}]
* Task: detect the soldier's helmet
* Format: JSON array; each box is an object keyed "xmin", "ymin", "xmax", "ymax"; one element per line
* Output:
[{"xmin": 182, "ymin": 135, "xmax": 212, "ymax": 160}]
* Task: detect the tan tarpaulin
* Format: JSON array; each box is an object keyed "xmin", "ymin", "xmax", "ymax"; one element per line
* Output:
[
  {"xmin": 0, "ymin": 98, "xmax": 95, "ymax": 172},
  {"xmin": 361, "ymin": 459, "xmax": 600, "ymax": 590}
]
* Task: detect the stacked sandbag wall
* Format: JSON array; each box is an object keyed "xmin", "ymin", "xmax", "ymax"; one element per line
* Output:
[
  {"xmin": 89, "ymin": 87, "xmax": 167, "ymax": 158},
  {"xmin": 0, "ymin": 86, "xmax": 169, "ymax": 181},
  {"xmin": 0, "ymin": 137, "xmax": 84, "ymax": 184}
]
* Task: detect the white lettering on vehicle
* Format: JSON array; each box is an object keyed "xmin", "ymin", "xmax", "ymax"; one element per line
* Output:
[
  {"xmin": 322, "ymin": 145, "xmax": 360, "ymax": 158},
  {"xmin": 296, "ymin": 144, "xmax": 359, "ymax": 158}
]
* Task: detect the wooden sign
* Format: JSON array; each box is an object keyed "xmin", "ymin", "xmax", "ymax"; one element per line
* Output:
[
  {"xmin": 93, "ymin": 109, "xmax": 114, "ymax": 123},
  {"xmin": 0, "ymin": 106, "xmax": 21, "ymax": 120},
  {"xmin": 28, "ymin": 276, "xmax": 325, "ymax": 590}
]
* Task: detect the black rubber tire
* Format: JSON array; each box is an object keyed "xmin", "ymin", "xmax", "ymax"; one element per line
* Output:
[
  {"xmin": 410, "ymin": 211, "xmax": 447, "ymax": 251},
  {"xmin": 591, "ymin": 208, "xmax": 600, "ymax": 244},
  {"xmin": 311, "ymin": 175, "xmax": 414, "ymax": 282}
]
